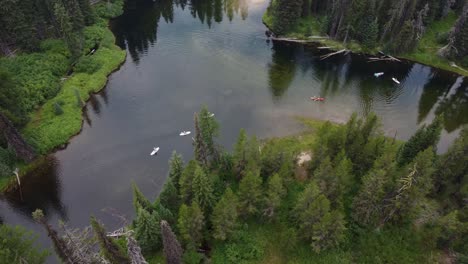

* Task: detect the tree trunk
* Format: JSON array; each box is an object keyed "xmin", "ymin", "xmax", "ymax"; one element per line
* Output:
[{"xmin": 0, "ymin": 112, "xmax": 36, "ymax": 162}]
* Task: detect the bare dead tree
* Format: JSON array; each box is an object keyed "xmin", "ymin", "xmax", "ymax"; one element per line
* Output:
[
  {"xmin": 59, "ymin": 222, "xmax": 110, "ymax": 264},
  {"xmin": 438, "ymin": 3, "xmax": 468, "ymax": 57},
  {"xmin": 105, "ymin": 228, "xmax": 148, "ymax": 264},
  {"xmin": 32, "ymin": 210, "xmax": 79, "ymax": 264},
  {"xmin": 161, "ymin": 220, "xmax": 183, "ymax": 264}
]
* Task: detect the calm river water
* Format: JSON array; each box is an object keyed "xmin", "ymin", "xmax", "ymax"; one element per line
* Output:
[{"xmin": 1, "ymin": 0, "xmax": 467, "ymax": 254}]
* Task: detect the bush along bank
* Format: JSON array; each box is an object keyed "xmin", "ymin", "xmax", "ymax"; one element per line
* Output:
[
  {"xmin": 263, "ymin": 0, "xmax": 468, "ymax": 77},
  {"xmin": 0, "ymin": 0, "xmax": 126, "ymax": 190}
]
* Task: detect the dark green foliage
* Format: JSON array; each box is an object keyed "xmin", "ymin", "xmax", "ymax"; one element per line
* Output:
[
  {"xmin": 198, "ymin": 106, "xmax": 220, "ymax": 161},
  {"xmin": 238, "ymin": 170, "xmax": 263, "ymax": 216},
  {"xmin": 0, "ymin": 224, "xmax": 49, "ymax": 264},
  {"xmin": 397, "ymin": 116, "xmax": 443, "ymax": 166},
  {"xmin": 182, "ymin": 249, "xmax": 204, "ymax": 264},
  {"xmin": 132, "ymin": 182, "xmax": 153, "ymax": 213},
  {"xmin": 78, "ymin": 0, "xmax": 96, "ymax": 25},
  {"xmin": 135, "ymin": 208, "xmax": 162, "ymax": 253},
  {"xmin": 271, "ymin": 0, "xmax": 304, "ymax": 35},
  {"xmin": 90, "ymin": 216, "xmax": 130, "ymax": 264},
  {"xmin": 193, "ymin": 113, "xmax": 208, "ymax": 166},
  {"xmin": 211, "ymin": 226, "xmax": 265, "ymax": 263},
  {"xmin": 192, "ymin": 165, "xmax": 215, "ymax": 211},
  {"xmin": 359, "ymin": 16, "xmax": 379, "ymax": 48},
  {"xmin": 0, "ymin": 68, "xmax": 26, "ymax": 124},
  {"xmin": 434, "ymin": 127, "xmax": 468, "ymax": 209},
  {"xmin": 159, "ymin": 178, "xmax": 180, "ymax": 215},
  {"xmin": 212, "ymin": 188, "xmax": 239, "ymax": 240},
  {"xmin": 294, "ymin": 181, "xmax": 346, "ymax": 252},
  {"xmin": 178, "ymin": 202, "xmax": 205, "ymax": 249},
  {"xmin": 263, "ymin": 173, "xmax": 286, "ymax": 218},
  {"xmin": 168, "ymin": 151, "xmax": 184, "ymax": 192},
  {"xmin": 179, "ymin": 160, "xmax": 199, "ymax": 203}
]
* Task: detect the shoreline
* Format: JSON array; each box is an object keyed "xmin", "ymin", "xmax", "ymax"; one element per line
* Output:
[
  {"xmin": 262, "ymin": 17, "xmax": 468, "ymax": 77},
  {"xmin": 1, "ymin": 7, "xmax": 127, "ymax": 192}
]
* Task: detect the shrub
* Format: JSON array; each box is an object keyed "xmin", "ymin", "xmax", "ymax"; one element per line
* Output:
[
  {"xmin": 74, "ymin": 56, "xmax": 102, "ymax": 74},
  {"xmin": 182, "ymin": 249, "xmax": 204, "ymax": 264},
  {"xmin": 53, "ymin": 102, "xmax": 64, "ymax": 115},
  {"xmin": 83, "ymin": 25, "xmax": 105, "ymax": 51}
]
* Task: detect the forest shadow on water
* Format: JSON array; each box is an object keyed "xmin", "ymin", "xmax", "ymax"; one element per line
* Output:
[{"xmin": 1, "ymin": 0, "xmax": 467, "ymax": 258}]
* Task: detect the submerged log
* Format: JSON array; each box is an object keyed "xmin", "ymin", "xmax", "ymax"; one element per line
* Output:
[{"xmin": 0, "ymin": 112, "xmax": 36, "ymax": 162}]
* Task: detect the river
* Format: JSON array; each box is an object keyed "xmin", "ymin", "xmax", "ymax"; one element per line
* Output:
[{"xmin": 1, "ymin": 0, "xmax": 467, "ymax": 256}]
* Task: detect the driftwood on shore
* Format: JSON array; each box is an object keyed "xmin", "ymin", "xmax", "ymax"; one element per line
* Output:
[
  {"xmin": 368, "ymin": 55, "xmax": 402, "ymax": 63},
  {"xmin": 320, "ymin": 49, "xmax": 348, "ymax": 60},
  {"xmin": 270, "ymin": 36, "xmax": 329, "ymax": 44}
]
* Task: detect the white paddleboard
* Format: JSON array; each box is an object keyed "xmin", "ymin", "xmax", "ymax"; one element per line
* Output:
[
  {"xmin": 180, "ymin": 131, "xmax": 191, "ymax": 136},
  {"xmin": 150, "ymin": 147, "xmax": 160, "ymax": 156},
  {"xmin": 392, "ymin": 77, "xmax": 400, "ymax": 84}
]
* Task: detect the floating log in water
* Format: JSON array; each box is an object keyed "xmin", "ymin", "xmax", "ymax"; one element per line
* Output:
[{"xmin": 320, "ymin": 49, "xmax": 348, "ymax": 60}]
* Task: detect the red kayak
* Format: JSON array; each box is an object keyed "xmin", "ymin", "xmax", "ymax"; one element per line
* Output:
[{"xmin": 310, "ymin": 97, "xmax": 325, "ymax": 102}]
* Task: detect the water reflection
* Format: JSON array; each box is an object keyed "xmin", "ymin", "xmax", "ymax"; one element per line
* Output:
[
  {"xmin": 268, "ymin": 42, "xmax": 297, "ymax": 98},
  {"xmin": 435, "ymin": 77, "xmax": 468, "ymax": 132},
  {"xmin": 112, "ymin": 0, "xmax": 249, "ymax": 64},
  {"xmin": 2, "ymin": 156, "xmax": 66, "ymax": 221},
  {"xmin": 418, "ymin": 70, "xmax": 454, "ymax": 123}
]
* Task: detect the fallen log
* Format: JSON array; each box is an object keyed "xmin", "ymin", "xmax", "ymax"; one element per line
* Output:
[{"xmin": 320, "ymin": 49, "xmax": 348, "ymax": 60}]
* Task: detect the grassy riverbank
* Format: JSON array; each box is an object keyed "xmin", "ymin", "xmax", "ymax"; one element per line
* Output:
[
  {"xmin": 263, "ymin": 11, "xmax": 468, "ymax": 77},
  {"xmin": 0, "ymin": 1, "xmax": 126, "ymax": 191}
]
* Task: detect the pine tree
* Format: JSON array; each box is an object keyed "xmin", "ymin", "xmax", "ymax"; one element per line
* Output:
[
  {"xmin": 397, "ymin": 116, "xmax": 443, "ymax": 166},
  {"xmin": 135, "ymin": 208, "xmax": 162, "ymax": 253},
  {"xmin": 161, "ymin": 220, "xmax": 183, "ymax": 264},
  {"xmin": 132, "ymin": 182, "xmax": 153, "ymax": 214},
  {"xmin": 238, "ymin": 170, "xmax": 263, "ymax": 216},
  {"xmin": 263, "ymin": 173, "xmax": 286, "ymax": 218},
  {"xmin": 192, "ymin": 165, "xmax": 215, "ymax": 212},
  {"xmin": 77, "ymin": 0, "xmax": 95, "ymax": 25},
  {"xmin": 384, "ymin": 148, "xmax": 436, "ymax": 224},
  {"xmin": 294, "ymin": 181, "xmax": 346, "ymax": 252},
  {"xmin": 272, "ymin": 0, "xmax": 304, "ymax": 35},
  {"xmin": 193, "ymin": 113, "xmax": 208, "ymax": 166},
  {"xmin": 64, "ymin": 0, "xmax": 85, "ymax": 31},
  {"xmin": 434, "ymin": 128, "xmax": 468, "ymax": 208},
  {"xmin": 53, "ymin": 1, "xmax": 81, "ymax": 58},
  {"xmin": 314, "ymin": 157, "xmax": 338, "ymax": 201},
  {"xmin": 352, "ymin": 145, "xmax": 398, "ymax": 227},
  {"xmin": 198, "ymin": 106, "xmax": 220, "ymax": 161},
  {"xmin": 177, "ymin": 203, "xmax": 205, "ymax": 249},
  {"xmin": 211, "ymin": 188, "xmax": 239, "ymax": 240},
  {"xmin": 154, "ymin": 200, "xmax": 176, "ymax": 226},
  {"xmin": 32, "ymin": 209, "xmax": 78, "ymax": 263},
  {"xmin": 233, "ymin": 129, "xmax": 248, "ymax": 178},
  {"xmin": 159, "ymin": 179, "xmax": 180, "ymax": 215},
  {"xmin": 90, "ymin": 216, "xmax": 130, "ymax": 264},
  {"xmin": 168, "ymin": 151, "xmax": 184, "ymax": 192},
  {"xmin": 179, "ymin": 160, "xmax": 199, "ymax": 203}
]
